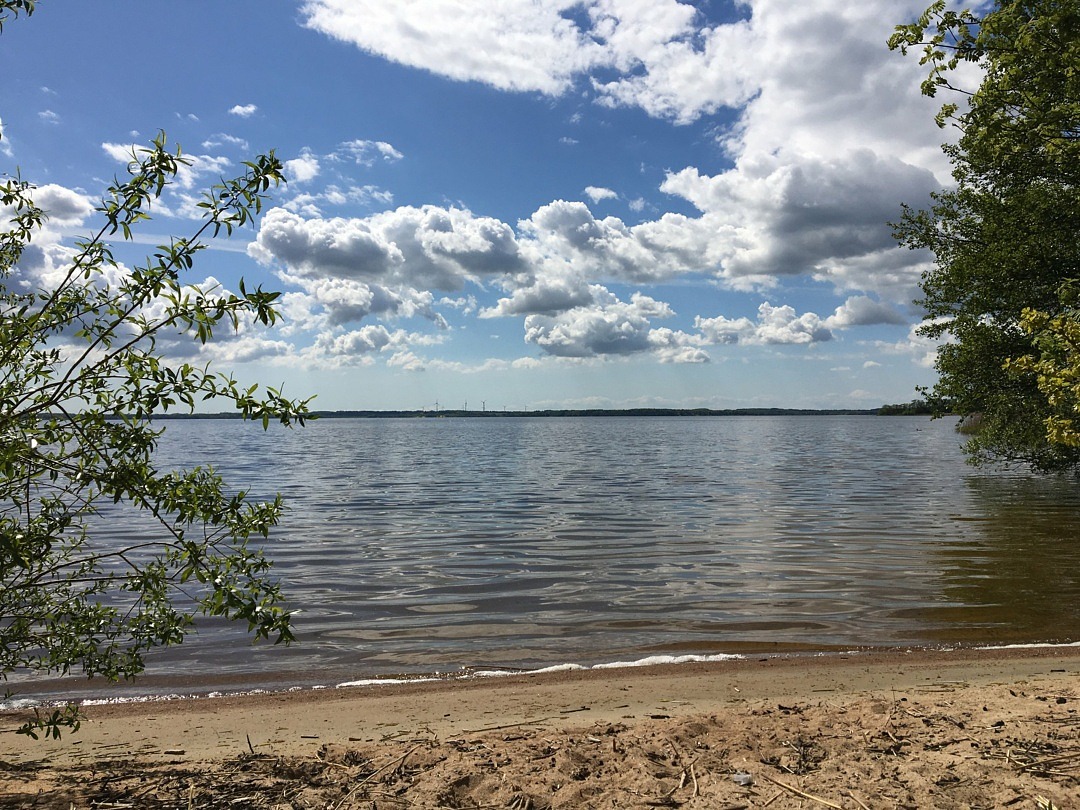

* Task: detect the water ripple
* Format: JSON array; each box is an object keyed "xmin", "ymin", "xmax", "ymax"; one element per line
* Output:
[{"xmin": 50, "ymin": 416, "xmax": 1080, "ymax": 689}]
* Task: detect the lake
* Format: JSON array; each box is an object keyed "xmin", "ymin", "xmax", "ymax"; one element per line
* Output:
[{"xmin": 15, "ymin": 415, "xmax": 1080, "ymax": 698}]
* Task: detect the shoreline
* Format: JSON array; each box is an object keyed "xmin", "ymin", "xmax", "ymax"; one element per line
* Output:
[
  {"xmin": 6, "ymin": 640, "xmax": 1078, "ymax": 709},
  {"xmin": 2, "ymin": 645, "xmax": 1077, "ymax": 807},
  {"xmin": 4, "ymin": 645, "xmax": 1077, "ymax": 758}
]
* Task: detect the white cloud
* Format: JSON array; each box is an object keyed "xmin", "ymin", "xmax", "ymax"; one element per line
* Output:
[
  {"xmin": 38, "ymin": 110, "xmax": 60, "ymax": 124},
  {"xmin": 298, "ymin": 0, "xmax": 754, "ymax": 122},
  {"xmin": 101, "ymin": 142, "xmax": 232, "ymax": 192},
  {"xmin": 482, "ymin": 278, "xmax": 599, "ymax": 318},
  {"xmin": 659, "ymin": 149, "xmax": 939, "ymax": 292},
  {"xmin": 386, "ymin": 349, "xmax": 426, "ymax": 371},
  {"xmin": 28, "ymin": 184, "xmax": 96, "ymax": 226},
  {"xmin": 876, "ymin": 321, "xmax": 944, "ymax": 368},
  {"xmin": 228, "ymin": 103, "xmax": 258, "ymax": 117},
  {"xmin": 332, "ymin": 139, "xmax": 404, "ymax": 166},
  {"xmin": 301, "ymin": 0, "xmax": 603, "ymax": 95},
  {"xmin": 584, "ymin": 185, "xmax": 617, "ymax": 203},
  {"xmin": 696, "ymin": 302, "xmax": 833, "ymax": 346},
  {"xmin": 285, "ymin": 150, "xmax": 321, "ymax": 184},
  {"xmin": 278, "ymin": 276, "xmax": 446, "ymax": 332},
  {"xmin": 201, "ymin": 335, "xmax": 293, "ymax": 364},
  {"xmin": 522, "ymin": 289, "xmax": 703, "ymax": 360},
  {"xmin": 0, "ymin": 116, "xmax": 12, "ymax": 157},
  {"xmin": 647, "ymin": 327, "xmax": 710, "ymax": 363},
  {"xmin": 250, "ymin": 205, "xmax": 525, "ymax": 291},
  {"xmin": 202, "ymin": 133, "xmax": 250, "ymax": 151},
  {"xmin": 296, "ymin": 0, "xmax": 948, "ymax": 308},
  {"xmin": 589, "ymin": 0, "xmax": 757, "ymax": 124},
  {"xmin": 299, "ymin": 1, "xmax": 941, "ymax": 139},
  {"xmin": 519, "ymin": 200, "xmax": 709, "ymax": 284},
  {"xmin": 824, "ymin": 296, "xmax": 908, "ymax": 328},
  {"xmin": 282, "ymin": 185, "xmax": 394, "ymax": 217}
]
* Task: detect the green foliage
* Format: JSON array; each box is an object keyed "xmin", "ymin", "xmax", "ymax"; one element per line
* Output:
[
  {"xmin": 890, "ymin": 0, "xmax": 1080, "ymax": 470},
  {"xmin": 0, "ymin": 0, "xmax": 33, "ymax": 32},
  {"xmin": 1007, "ymin": 284, "xmax": 1080, "ymax": 448},
  {"xmin": 878, "ymin": 400, "xmax": 935, "ymax": 416},
  {"xmin": 1, "ymin": 130, "xmax": 314, "ymax": 737}
]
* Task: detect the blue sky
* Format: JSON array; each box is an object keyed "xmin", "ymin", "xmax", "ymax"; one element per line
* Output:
[{"xmin": 0, "ymin": 0, "xmax": 960, "ymax": 411}]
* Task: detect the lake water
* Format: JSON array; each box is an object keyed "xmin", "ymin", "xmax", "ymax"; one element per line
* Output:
[{"xmin": 15, "ymin": 416, "xmax": 1080, "ymax": 698}]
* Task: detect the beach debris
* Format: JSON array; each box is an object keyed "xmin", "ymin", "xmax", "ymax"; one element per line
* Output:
[
  {"xmin": 759, "ymin": 772, "xmax": 842, "ymax": 808},
  {"xmin": 2, "ymin": 680, "xmax": 1075, "ymax": 809}
]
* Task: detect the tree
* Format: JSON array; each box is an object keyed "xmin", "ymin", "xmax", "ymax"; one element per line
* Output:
[
  {"xmin": 1007, "ymin": 286, "xmax": 1080, "ymax": 448},
  {"xmin": 1, "ymin": 3, "xmax": 312, "ymax": 738},
  {"xmin": 889, "ymin": 0, "xmax": 1080, "ymax": 470}
]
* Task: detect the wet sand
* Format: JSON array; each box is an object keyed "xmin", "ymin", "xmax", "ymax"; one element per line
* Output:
[{"xmin": 1, "ymin": 646, "xmax": 1078, "ymax": 807}]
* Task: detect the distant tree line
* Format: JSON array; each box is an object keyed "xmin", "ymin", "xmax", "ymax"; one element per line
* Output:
[
  {"xmin": 141, "ymin": 407, "xmax": 918, "ymax": 419},
  {"xmin": 877, "ymin": 401, "xmax": 936, "ymax": 416}
]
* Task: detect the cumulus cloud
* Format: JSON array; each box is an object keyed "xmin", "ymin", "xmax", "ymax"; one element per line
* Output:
[
  {"xmin": 589, "ymin": 1, "xmax": 757, "ymax": 124},
  {"xmin": 0, "ymin": 116, "xmax": 13, "ymax": 157},
  {"xmin": 522, "ymin": 289, "xmax": 704, "ymax": 361},
  {"xmin": 201, "ymin": 335, "xmax": 293, "ymax": 364},
  {"xmin": 659, "ymin": 149, "xmax": 939, "ymax": 288},
  {"xmin": 298, "ymin": 0, "xmax": 755, "ymax": 121},
  {"xmin": 696, "ymin": 302, "xmax": 832, "ymax": 346},
  {"xmin": 876, "ymin": 321, "xmax": 944, "ymax": 369},
  {"xmin": 519, "ymin": 200, "xmax": 708, "ymax": 284},
  {"xmin": 331, "ymin": 139, "xmax": 404, "ymax": 166},
  {"xmin": 28, "ymin": 184, "xmax": 95, "ymax": 226},
  {"xmin": 824, "ymin": 296, "xmax": 908, "ymax": 328},
  {"xmin": 297, "ymin": 0, "xmax": 947, "ymax": 307},
  {"xmin": 38, "ymin": 110, "xmax": 60, "ymax": 124},
  {"xmin": 314, "ymin": 324, "xmax": 397, "ymax": 355},
  {"xmin": 299, "ymin": 1, "xmax": 940, "ymax": 138},
  {"xmin": 252, "ymin": 204, "xmax": 537, "ymax": 333},
  {"xmin": 285, "ymin": 150, "xmax": 321, "ymax": 184},
  {"xmin": 202, "ymin": 133, "xmax": 250, "ymax": 151},
  {"xmin": 584, "ymin": 186, "xmax": 617, "ymax": 203},
  {"xmin": 228, "ymin": 103, "xmax": 258, "ymax": 117},
  {"xmin": 301, "ymin": 0, "xmax": 602, "ymax": 95},
  {"xmin": 250, "ymin": 205, "xmax": 525, "ymax": 290},
  {"xmin": 102, "ymin": 142, "xmax": 231, "ymax": 191},
  {"xmin": 236, "ymin": 0, "xmax": 957, "ymax": 372},
  {"xmin": 482, "ymin": 278, "xmax": 599, "ymax": 318}
]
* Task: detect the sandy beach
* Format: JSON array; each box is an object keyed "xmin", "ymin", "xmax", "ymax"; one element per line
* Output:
[{"xmin": 1, "ymin": 646, "xmax": 1077, "ymax": 808}]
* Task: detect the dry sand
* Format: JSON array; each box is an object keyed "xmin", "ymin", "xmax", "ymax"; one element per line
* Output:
[{"xmin": 1, "ymin": 646, "xmax": 1077, "ymax": 808}]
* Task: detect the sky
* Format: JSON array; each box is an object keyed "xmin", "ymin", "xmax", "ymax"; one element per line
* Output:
[{"xmin": 0, "ymin": 0, "xmax": 967, "ymax": 412}]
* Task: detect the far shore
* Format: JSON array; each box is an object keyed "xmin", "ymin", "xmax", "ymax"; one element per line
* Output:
[
  {"xmin": 2, "ymin": 646, "xmax": 1077, "ymax": 808},
  {"xmin": 139, "ymin": 405, "xmax": 926, "ymax": 419}
]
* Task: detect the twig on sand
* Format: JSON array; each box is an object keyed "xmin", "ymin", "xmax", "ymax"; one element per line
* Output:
[
  {"xmin": 1018, "ymin": 751, "xmax": 1080, "ymax": 772},
  {"xmin": 463, "ymin": 717, "xmax": 554, "ymax": 733},
  {"xmin": 759, "ymin": 773, "xmax": 842, "ymax": 809},
  {"xmin": 844, "ymin": 790, "xmax": 872, "ymax": 810},
  {"xmin": 333, "ymin": 742, "xmax": 425, "ymax": 810}
]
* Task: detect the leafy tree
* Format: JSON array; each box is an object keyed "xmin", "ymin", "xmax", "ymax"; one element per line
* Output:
[
  {"xmin": 1007, "ymin": 287, "xmax": 1080, "ymax": 448},
  {"xmin": 889, "ymin": 0, "xmax": 1080, "ymax": 470},
  {"xmin": 1, "ymin": 3, "xmax": 311, "ymax": 738}
]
